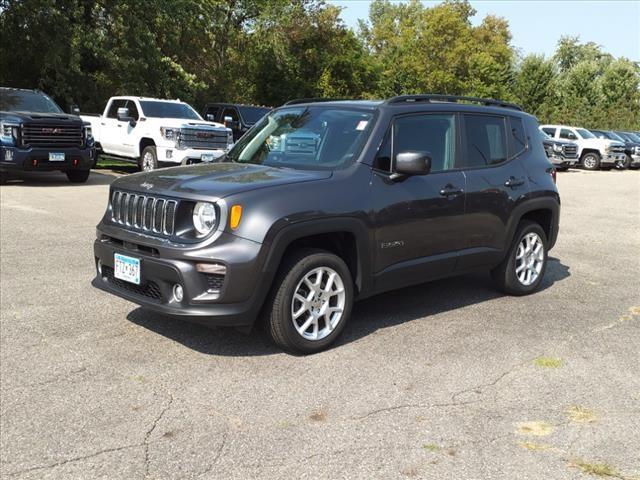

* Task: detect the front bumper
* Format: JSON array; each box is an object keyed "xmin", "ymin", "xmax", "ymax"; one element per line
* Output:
[
  {"xmin": 156, "ymin": 145, "xmax": 227, "ymax": 165},
  {"xmin": 91, "ymin": 229, "xmax": 268, "ymax": 327},
  {"xmin": 0, "ymin": 145, "xmax": 95, "ymax": 172},
  {"xmin": 629, "ymin": 154, "xmax": 640, "ymax": 167},
  {"xmin": 550, "ymin": 154, "xmax": 578, "ymax": 168},
  {"xmin": 600, "ymin": 152, "xmax": 627, "ymax": 166}
]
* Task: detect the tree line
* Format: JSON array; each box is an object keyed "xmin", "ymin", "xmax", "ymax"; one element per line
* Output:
[{"xmin": 1, "ymin": 0, "xmax": 638, "ymax": 129}]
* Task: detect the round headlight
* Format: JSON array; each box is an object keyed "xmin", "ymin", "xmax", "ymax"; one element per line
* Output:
[
  {"xmin": 192, "ymin": 202, "xmax": 217, "ymax": 237},
  {"xmin": 553, "ymin": 144, "xmax": 563, "ymax": 153}
]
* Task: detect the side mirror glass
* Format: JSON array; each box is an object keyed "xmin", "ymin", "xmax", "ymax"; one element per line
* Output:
[
  {"xmin": 117, "ymin": 107, "xmax": 136, "ymax": 126},
  {"xmin": 206, "ymin": 114, "xmax": 215, "ymax": 121},
  {"xmin": 392, "ymin": 151, "xmax": 432, "ymax": 180}
]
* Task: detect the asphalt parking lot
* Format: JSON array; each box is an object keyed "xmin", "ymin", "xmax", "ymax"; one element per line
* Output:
[{"xmin": 1, "ymin": 168, "xmax": 639, "ymax": 480}]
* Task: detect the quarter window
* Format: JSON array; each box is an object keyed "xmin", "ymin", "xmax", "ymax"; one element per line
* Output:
[
  {"xmin": 508, "ymin": 117, "xmax": 527, "ymax": 158},
  {"xmin": 461, "ymin": 114, "xmax": 507, "ymax": 168},
  {"xmin": 392, "ymin": 114, "xmax": 456, "ymax": 172}
]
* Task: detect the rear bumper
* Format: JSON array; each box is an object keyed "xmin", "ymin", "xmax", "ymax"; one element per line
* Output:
[
  {"xmin": 91, "ymin": 230, "xmax": 268, "ymax": 327},
  {"xmin": 0, "ymin": 145, "xmax": 95, "ymax": 172}
]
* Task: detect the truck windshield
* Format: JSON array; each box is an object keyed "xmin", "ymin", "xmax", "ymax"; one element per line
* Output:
[
  {"xmin": 139, "ymin": 101, "xmax": 201, "ymax": 120},
  {"xmin": 576, "ymin": 128, "xmax": 595, "ymax": 139},
  {"xmin": 0, "ymin": 89, "xmax": 63, "ymax": 113},
  {"xmin": 226, "ymin": 107, "xmax": 374, "ymax": 171},
  {"xmin": 238, "ymin": 106, "xmax": 271, "ymax": 125},
  {"xmin": 605, "ymin": 131, "xmax": 625, "ymax": 142}
]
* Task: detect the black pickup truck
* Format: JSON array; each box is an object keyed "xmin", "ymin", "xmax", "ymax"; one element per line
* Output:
[
  {"xmin": 201, "ymin": 103, "xmax": 271, "ymax": 142},
  {"xmin": 0, "ymin": 88, "xmax": 95, "ymax": 183}
]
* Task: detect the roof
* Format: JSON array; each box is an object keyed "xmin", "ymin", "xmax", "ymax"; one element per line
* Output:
[{"xmin": 110, "ymin": 96, "xmax": 185, "ymax": 103}]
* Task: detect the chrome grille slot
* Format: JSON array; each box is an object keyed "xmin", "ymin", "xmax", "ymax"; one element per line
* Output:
[
  {"xmin": 110, "ymin": 191, "xmax": 177, "ymax": 237},
  {"xmin": 563, "ymin": 144, "xmax": 577, "ymax": 157},
  {"xmin": 22, "ymin": 123, "xmax": 83, "ymax": 148}
]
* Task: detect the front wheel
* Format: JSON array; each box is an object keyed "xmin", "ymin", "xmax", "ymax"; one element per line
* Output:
[
  {"xmin": 615, "ymin": 155, "xmax": 630, "ymax": 170},
  {"xmin": 491, "ymin": 220, "xmax": 548, "ymax": 296},
  {"xmin": 581, "ymin": 152, "xmax": 601, "ymax": 171},
  {"xmin": 139, "ymin": 146, "xmax": 158, "ymax": 172},
  {"xmin": 265, "ymin": 249, "xmax": 354, "ymax": 354},
  {"xmin": 66, "ymin": 170, "xmax": 90, "ymax": 183}
]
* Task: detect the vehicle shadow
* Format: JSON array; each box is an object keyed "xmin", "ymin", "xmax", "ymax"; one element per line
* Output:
[
  {"xmin": 126, "ymin": 257, "xmax": 570, "ymax": 357},
  {"xmin": 1, "ymin": 170, "xmax": 118, "ymax": 187}
]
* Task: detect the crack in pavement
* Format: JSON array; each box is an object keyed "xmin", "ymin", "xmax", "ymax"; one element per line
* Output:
[
  {"xmin": 352, "ymin": 399, "xmax": 480, "ymax": 420},
  {"xmin": 198, "ymin": 430, "xmax": 228, "ymax": 478},
  {"xmin": 143, "ymin": 393, "xmax": 174, "ymax": 479}
]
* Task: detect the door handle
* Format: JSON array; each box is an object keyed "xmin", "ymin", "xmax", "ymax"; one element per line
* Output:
[
  {"xmin": 100, "ymin": 122, "xmax": 105, "ymax": 126},
  {"xmin": 439, "ymin": 186, "xmax": 464, "ymax": 197},
  {"xmin": 504, "ymin": 177, "xmax": 525, "ymax": 188},
  {"xmin": 116, "ymin": 124, "xmax": 122, "ymax": 128}
]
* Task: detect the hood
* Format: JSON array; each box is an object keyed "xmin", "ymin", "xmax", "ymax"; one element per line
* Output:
[
  {"xmin": 0, "ymin": 111, "xmax": 82, "ymax": 123},
  {"xmin": 112, "ymin": 162, "xmax": 332, "ymax": 199},
  {"xmin": 147, "ymin": 118, "xmax": 226, "ymax": 130},
  {"xmin": 583, "ymin": 137, "xmax": 624, "ymax": 148}
]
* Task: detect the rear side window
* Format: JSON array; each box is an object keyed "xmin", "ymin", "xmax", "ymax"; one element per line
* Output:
[
  {"xmin": 107, "ymin": 99, "xmax": 126, "ymax": 118},
  {"xmin": 508, "ymin": 116, "xmax": 527, "ymax": 158},
  {"xmin": 461, "ymin": 114, "xmax": 507, "ymax": 168},
  {"xmin": 393, "ymin": 114, "xmax": 456, "ymax": 172}
]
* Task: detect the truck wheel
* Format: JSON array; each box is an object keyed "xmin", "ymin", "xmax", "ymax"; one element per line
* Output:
[
  {"xmin": 66, "ymin": 170, "xmax": 90, "ymax": 183},
  {"xmin": 491, "ymin": 220, "xmax": 548, "ymax": 296},
  {"xmin": 581, "ymin": 152, "xmax": 600, "ymax": 170},
  {"xmin": 615, "ymin": 155, "xmax": 630, "ymax": 170},
  {"xmin": 140, "ymin": 146, "xmax": 158, "ymax": 172},
  {"xmin": 265, "ymin": 248, "xmax": 354, "ymax": 354}
]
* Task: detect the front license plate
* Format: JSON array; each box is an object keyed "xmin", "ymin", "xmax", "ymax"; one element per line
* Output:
[
  {"xmin": 114, "ymin": 253, "xmax": 141, "ymax": 285},
  {"xmin": 201, "ymin": 153, "xmax": 214, "ymax": 162},
  {"xmin": 49, "ymin": 152, "xmax": 65, "ymax": 162}
]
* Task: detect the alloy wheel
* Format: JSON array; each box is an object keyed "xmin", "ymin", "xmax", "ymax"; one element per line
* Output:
[
  {"xmin": 291, "ymin": 267, "xmax": 346, "ymax": 341},
  {"xmin": 515, "ymin": 232, "xmax": 545, "ymax": 286},
  {"xmin": 142, "ymin": 152, "xmax": 156, "ymax": 171}
]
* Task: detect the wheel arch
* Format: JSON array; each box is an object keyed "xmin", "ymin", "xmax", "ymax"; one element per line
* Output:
[
  {"xmin": 138, "ymin": 137, "xmax": 156, "ymax": 158},
  {"xmin": 506, "ymin": 198, "xmax": 560, "ymax": 253}
]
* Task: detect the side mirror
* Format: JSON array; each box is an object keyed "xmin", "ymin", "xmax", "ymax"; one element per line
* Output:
[
  {"xmin": 224, "ymin": 115, "xmax": 239, "ymax": 129},
  {"xmin": 206, "ymin": 114, "xmax": 215, "ymax": 122},
  {"xmin": 70, "ymin": 105, "xmax": 80, "ymax": 115},
  {"xmin": 391, "ymin": 151, "xmax": 432, "ymax": 180},
  {"xmin": 117, "ymin": 107, "xmax": 136, "ymax": 126}
]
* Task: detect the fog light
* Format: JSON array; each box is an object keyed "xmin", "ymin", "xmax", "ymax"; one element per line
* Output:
[
  {"xmin": 166, "ymin": 149, "xmax": 173, "ymax": 159},
  {"xmin": 172, "ymin": 284, "xmax": 184, "ymax": 302},
  {"xmin": 4, "ymin": 150, "xmax": 13, "ymax": 161}
]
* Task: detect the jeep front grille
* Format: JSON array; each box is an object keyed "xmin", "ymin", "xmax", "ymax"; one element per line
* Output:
[
  {"xmin": 111, "ymin": 191, "xmax": 177, "ymax": 236},
  {"xmin": 22, "ymin": 123, "xmax": 83, "ymax": 148},
  {"xmin": 178, "ymin": 128, "xmax": 228, "ymax": 150}
]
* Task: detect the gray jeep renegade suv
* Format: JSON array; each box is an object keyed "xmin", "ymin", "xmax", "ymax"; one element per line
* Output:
[{"xmin": 92, "ymin": 95, "xmax": 560, "ymax": 354}]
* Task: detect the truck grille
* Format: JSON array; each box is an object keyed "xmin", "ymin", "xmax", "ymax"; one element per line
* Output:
[
  {"xmin": 178, "ymin": 128, "xmax": 228, "ymax": 150},
  {"xmin": 21, "ymin": 124, "xmax": 83, "ymax": 148},
  {"xmin": 610, "ymin": 145, "xmax": 625, "ymax": 154},
  {"xmin": 562, "ymin": 144, "xmax": 578, "ymax": 158},
  {"xmin": 111, "ymin": 191, "xmax": 177, "ymax": 236}
]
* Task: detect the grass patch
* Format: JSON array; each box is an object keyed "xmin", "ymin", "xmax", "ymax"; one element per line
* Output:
[
  {"xmin": 516, "ymin": 421, "xmax": 554, "ymax": 436},
  {"xmin": 629, "ymin": 306, "xmax": 640, "ymax": 316},
  {"xmin": 422, "ymin": 443, "xmax": 440, "ymax": 452},
  {"xmin": 95, "ymin": 156, "xmax": 138, "ymax": 173},
  {"xmin": 518, "ymin": 441, "xmax": 550, "ymax": 451},
  {"xmin": 533, "ymin": 357, "xmax": 563, "ymax": 368},
  {"xmin": 566, "ymin": 405, "xmax": 597, "ymax": 423},
  {"xmin": 571, "ymin": 459, "xmax": 619, "ymax": 477}
]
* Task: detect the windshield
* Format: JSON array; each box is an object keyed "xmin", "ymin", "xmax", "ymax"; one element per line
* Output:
[
  {"xmin": 139, "ymin": 101, "xmax": 201, "ymax": 120},
  {"xmin": 576, "ymin": 128, "xmax": 595, "ymax": 139},
  {"xmin": 624, "ymin": 132, "xmax": 640, "ymax": 142},
  {"xmin": 238, "ymin": 106, "xmax": 271, "ymax": 125},
  {"xmin": 0, "ymin": 89, "xmax": 63, "ymax": 113},
  {"xmin": 605, "ymin": 131, "xmax": 625, "ymax": 142},
  {"xmin": 226, "ymin": 107, "xmax": 374, "ymax": 171}
]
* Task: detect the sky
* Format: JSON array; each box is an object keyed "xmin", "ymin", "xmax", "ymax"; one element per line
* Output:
[{"xmin": 327, "ymin": 0, "xmax": 640, "ymax": 61}]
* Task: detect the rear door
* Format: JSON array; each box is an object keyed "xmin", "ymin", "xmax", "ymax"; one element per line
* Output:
[
  {"xmin": 370, "ymin": 112, "xmax": 466, "ymax": 291},
  {"xmin": 456, "ymin": 113, "xmax": 530, "ymax": 270}
]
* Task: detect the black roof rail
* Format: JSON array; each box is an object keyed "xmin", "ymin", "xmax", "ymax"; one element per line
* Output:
[
  {"xmin": 283, "ymin": 97, "xmax": 353, "ymax": 106},
  {"xmin": 385, "ymin": 94, "xmax": 523, "ymax": 111}
]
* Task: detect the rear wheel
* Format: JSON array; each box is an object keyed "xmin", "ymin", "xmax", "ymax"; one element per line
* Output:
[
  {"xmin": 66, "ymin": 169, "xmax": 90, "ymax": 183},
  {"xmin": 581, "ymin": 152, "xmax": 600, "ymax": 171},
  {"xmin": 491, "ymin": 220, "xmax": 548, "ymax": 296},
  {"xmin": 265, "ymin": 248, "xmax": 354, "ymax": 354},
  {"xmin": 139, "ymin": 146, "xmax": 158, "ymax": 172}
]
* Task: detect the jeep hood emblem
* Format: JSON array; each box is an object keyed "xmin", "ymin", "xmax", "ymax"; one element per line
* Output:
[{"xmin": 140, "ymin": 182, "xmax": 154, "ymax": 190}]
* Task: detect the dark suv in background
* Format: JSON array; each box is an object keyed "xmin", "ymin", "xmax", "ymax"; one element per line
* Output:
[
  {"xmin": 0, "ymin": 87, "xmax": 95, "ymax": 183},
  {"xmin": 93, "ymin": 95, "xmax": 560, "ymax": 354},
  {"xmin": 201, "ymin": 103, "xmax": 271, "ymax": 141},
  {"xmin": 590, "ymin": 129, "xmax": 638, "ymax": 169}
]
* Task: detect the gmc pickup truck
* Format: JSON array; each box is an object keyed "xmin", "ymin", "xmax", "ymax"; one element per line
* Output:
[
  {"xmin": 1, "ymin": 87, "xmax": 95, "ymax": 183},
  {"xmin": 81, "ymin": 97, "xmax": 233, "ymax": 171}
]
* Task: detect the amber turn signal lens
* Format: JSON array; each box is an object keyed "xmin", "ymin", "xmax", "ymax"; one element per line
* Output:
[{"xmin": 230, "ymin": 205, "xmax": 243, "ymax": 230}]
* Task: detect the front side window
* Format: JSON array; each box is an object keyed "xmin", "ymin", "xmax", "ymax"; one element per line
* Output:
[
  {"xmin": 222, "ymin": 108, "xmax": 239, "ymax": 122},
  {"xmin": 139, "ymin": 101, "xmax": 201, "ymax": 120},
  {"xmin": 107, "ymin": 99, "xmax": 127, "ymax": 118},
  {"xmin": 542, "ymin": 127, "xmax": 556, "ymax": 137},
  {"xmin": 462, "ymin": 114, "xmax": 507, "ymax": 168},
  {"xmin": 393, "ymin": 114, "xmax": 456, "ymax": 172},
  {"xmin": 559, "ymin": 128, "xmax": 577, "ymax": 140},
  {"xmin": 227, "ymin": 107, "xmax": 374, "ymax": 171},
  {"xmin": 125, "ymin": 100, "xmax": 139, "ymax": 121},
  {"xmin": 0, "ymin": 89, "xmax": 63, "ymax": 114}
]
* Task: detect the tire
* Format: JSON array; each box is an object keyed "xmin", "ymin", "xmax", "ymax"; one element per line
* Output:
[
  {"xmin": 491, "ymin": 220, "xmax": 548, "ymax": 296},
  {"xmin": 615, "ymin": 155, "xmax": 630, "ymax": 170},
  {"xmin": 66, "ymin": 169, "xmax": 90, "ymax": 183},
  {"xmin": 556, "ymin": 166, "xmax": 568, "ymax": 172},
  {"xmin": 264, "ymin": 248, "xmax": 354, "ymax": 354},
  {"xmin": 0, "ymin": 171, "xmax": 8, "ymax": 184},
  {"xmin": 139, "ymin": 146, "xmax": 158, "ymax": 172},
  {"xmin": 581, "ymin": 152, "xmax": 601, "ymax": 171}
]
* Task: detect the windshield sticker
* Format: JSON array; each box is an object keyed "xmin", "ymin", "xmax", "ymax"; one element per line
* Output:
[{"xmin": 356, "ymin": 120, "xmax": 368, "ymax": 131}]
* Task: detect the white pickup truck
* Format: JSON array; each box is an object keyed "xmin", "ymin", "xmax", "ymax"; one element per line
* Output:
[
  {"xmin": 539, "ymin": 124, "xmax": 627, "ymax": 170},
  {"xmin": 81, "ymin": 96, "xmax": 232, "ymax": 171}
]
